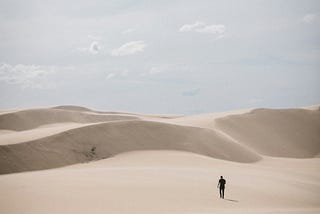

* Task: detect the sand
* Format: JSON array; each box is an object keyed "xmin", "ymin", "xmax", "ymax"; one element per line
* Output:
[{"xmin": 0, "ymin": 105, "xmax": 319, "ymax": 213}]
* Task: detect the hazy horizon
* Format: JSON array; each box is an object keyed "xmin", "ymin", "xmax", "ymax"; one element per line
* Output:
[{"xmin": 1, "ymin": 0, "xmax": 319, "ymax": 114}]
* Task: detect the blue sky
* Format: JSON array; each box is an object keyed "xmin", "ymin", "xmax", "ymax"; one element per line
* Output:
[{"xmin": 0, "ymin": 0, "xmax": 319, "ymax": 114}]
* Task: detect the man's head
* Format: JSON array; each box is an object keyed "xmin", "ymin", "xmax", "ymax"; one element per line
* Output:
[{"xmin": 220, "ymin": 176, "xmax": 223, "ymax": 179}]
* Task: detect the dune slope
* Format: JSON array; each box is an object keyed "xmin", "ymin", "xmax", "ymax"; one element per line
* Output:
[
  {"xmin": 0, "ymin": 108, "xmax": 140, "ymax": 131},
  {"xmin": 214, "ymin": 108, "xmax": 320, "ymax": 158},
  {"xmin": 1, "ymin": 151, "xmax": 319, "ymax": 214},
  {"xmin": 0, "ymin": 120, "xmax": 261, "ymax": 174}
]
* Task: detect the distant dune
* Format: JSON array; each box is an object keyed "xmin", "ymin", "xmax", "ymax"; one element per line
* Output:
[
  {"xmin": 0, "ymin": 105, "xmax": 319, "ymax": 174},
  {"xmin": 0, "ymin": 108, "xmax": 140, "ymax": 131},
  {"xmin": 52, "ymin": 105, "xmax": 93, "ymax": 112},
  {"xmin": 214, "ymin": 108, "xmax": 320, "ymax": 158}
]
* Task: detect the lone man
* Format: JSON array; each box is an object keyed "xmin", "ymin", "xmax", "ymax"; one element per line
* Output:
[{"xmin": 217, "ymin": 176, "xmax": 226, "ymax": 199}]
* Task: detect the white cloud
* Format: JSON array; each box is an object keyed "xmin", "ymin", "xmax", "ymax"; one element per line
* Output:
[
  {"xmin": 106, "ymin": 73, "xmax": 116, "ymax": 79},
  {"xmin": 111, "ymin": 41, "xmax": 146, "ymax": 56},
  {"xmin": 302, "ymin": 13, "xmax": 319, "ymax": 23},
  {"xmin": 0, "ymin": 63, "xmax": 65, "ymax": 89},
  {"xmin": 89, "ymin": 41, "xmax": 100, "ymax": 54},
  {"xmin": 77, "ymin": 41, "xmax": 101, "ymax": 55},
  {"xmin": 179, "ymin": 21, "xmax": 206, "ymax": 32},
  {"xmin": 196, "ymin": 24, "xmax": 225, "ymax": 34},
  {"xmin": 179, "ymin": 21, "xmax": 225, "ymax": 36}
]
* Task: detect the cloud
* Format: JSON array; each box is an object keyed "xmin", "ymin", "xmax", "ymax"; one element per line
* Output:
[
  {"xmin": 182, "ymin": 88, "xmax": 200, "ymax": 96},
  {"xmin": 179, "ymin": 21, "xmax": 206, "ymax": 32},
  {"xmin": 0, "ymin": 63, "xmax": 74, "ymax": 89},
  {"xmin": 77, "ymin": 41, "xmax": 101, "ymax": 55},
  {"xmin": 89, "ymin": 41, "xmax": 100, "ymax": 54},
  {"xmin": 106, "ymin": 73, "xmax": 116, "ymax": 80},
  {"xmin": 196, "ymin": 25, "xmax": 225, "ymax": 34},
  {"xmin": 0, "ymin": 63, "xmax": 71, "ymax": 89},
  {"xmin": 302, "ymin": 13, "xmax": 319, "ymax": 23},
  {"xmin": 111, "ymin": 41, "xmax": 146, "ymax": 56},
  {"xmin": 179, "ymin": 21, "xmax": 225, "ymax": 36}
]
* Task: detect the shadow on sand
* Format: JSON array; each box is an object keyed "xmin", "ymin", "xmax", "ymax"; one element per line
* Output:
[{"xmin": 224, "ymin": 198, "xmax": 239, "ymax": 202}]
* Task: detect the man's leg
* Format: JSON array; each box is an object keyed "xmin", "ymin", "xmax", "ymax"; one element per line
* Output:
[
  {"xmin": 219, "ymin": 188, "xmax": 222, "ymax": 198},
  {"xmin": 222, "ymin": 188, "xmax": 225, "ymax": 199}
]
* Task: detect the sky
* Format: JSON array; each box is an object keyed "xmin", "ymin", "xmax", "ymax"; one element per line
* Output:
[{"xmin": 0, "ymin": 0, "xmax": 319, "ymax": 114}]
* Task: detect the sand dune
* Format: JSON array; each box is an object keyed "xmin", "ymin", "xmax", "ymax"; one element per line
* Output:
[
  {"xmin": 0, "ymin": 123, "xmax": 93, "ymax": 145},
  {"xmin": 0, "ymin": 105, "xmax": 319, "ymax": 213},
  {"xmin": 53, "ymin": 105, "xmax": 182, "ymax": 119},
  {"xmin": 0, "ymin": 106, "xmax": 319, "ymax": 174},
  {"xmin": 214, "ymin": 108, "xmax": 320, "ymax": 158},
  {"xmin": 0, "ymin": 120, "xmax": 261, "ymax": 174},
  {"xmin": 52, "ymin": 105, "xmax": 93, "ymax": 112},
  {"xmin": 164, "ymin": 108, "xmax": 320, "ymax": 158},
  {"xmin": 302, "ymin": 105, "xmax": 320, "ymax": 111},
  {"xmin": 0, "ymin": 108, "xmax": 141, "ymax": 131}
]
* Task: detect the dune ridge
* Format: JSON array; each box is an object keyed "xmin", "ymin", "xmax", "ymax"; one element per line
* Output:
[
  {"xmin": 0, "ymin": 105, "xmax": 319, "ymax": 174},
  {"xmin": 52, "ymin": 105, "xmax": 182, "ymax": 118},
  {"xmin": 0, "ymin": 108, "xmax": 141, "ymax": 131},
  {"xmin": 52, "ymin": 105, "xmax": 93, "ymax": 112},
  {"xmin": 0, "ymin": 120, "xmax": 261, "ymax": 174}
]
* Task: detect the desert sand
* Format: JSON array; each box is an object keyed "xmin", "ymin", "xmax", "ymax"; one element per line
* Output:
[{"xmin": 0, "ymin": 105, "xmax": 319, "ymax": 213}]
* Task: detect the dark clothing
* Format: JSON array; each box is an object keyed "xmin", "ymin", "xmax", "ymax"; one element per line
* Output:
[
  {"xmin": 218, "ymin": 178, "xmax": 226, "ymax": 188},
  {"xmin": 219, "ymin": 187, "xmax": 225, "ymax": 199},
  {"xmin": 218, "ymin": 178, "xmax": 226, "ymax": 198}
]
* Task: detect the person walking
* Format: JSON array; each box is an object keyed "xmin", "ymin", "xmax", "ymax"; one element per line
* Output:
[{"xmin": 217, "ymin": 176, "xmax": 226, "ymax": 199}]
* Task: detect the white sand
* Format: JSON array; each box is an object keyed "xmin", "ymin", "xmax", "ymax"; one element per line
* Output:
[{"xmin": 0, "ymin": 105, "xmax": 319, "ymax": 213}]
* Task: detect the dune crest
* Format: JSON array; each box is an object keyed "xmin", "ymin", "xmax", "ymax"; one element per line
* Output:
[
  {"xmin": 52, "ymin": 105, "xmax": 93, "ymax": 112},
  {"xmin": 0, "ymin": 108, "xmax": 140, "ymax": 131}
]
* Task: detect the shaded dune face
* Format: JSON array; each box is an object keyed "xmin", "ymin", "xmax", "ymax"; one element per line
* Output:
[
  {"xmin": 52, "ymin": 105, "xmax": 182, "ymax": 118},
  {"xmin": 0, "ymin": 120, "xmax": 261, "ymax": 174},
  {"xmin": 0, "ymin": 109, "xmax": 140, "ymax": 131},
  {"xmin": 215, "ymin": 109, "xmax": 320, "ymax": 158},
  {"xmin": 51, "ymin": 105, "xmax": 93, "ymax": 112}
]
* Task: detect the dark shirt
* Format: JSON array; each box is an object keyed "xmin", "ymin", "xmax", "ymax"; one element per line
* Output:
[{"xmin": 219, "ymin": 178, "xmax": 226, "ymax": 188}]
